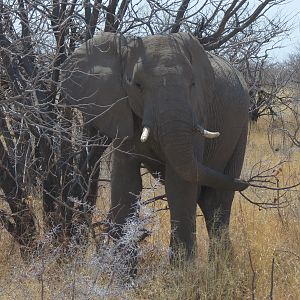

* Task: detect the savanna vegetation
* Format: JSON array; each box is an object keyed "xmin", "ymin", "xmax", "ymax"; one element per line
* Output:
[
  {"xmin": 0, "ymin": 0, "xmax": 299, "ymax": 299},
  {"xmin": 0, "ymin": 119, "xmax": 299, "ymax": 299}
]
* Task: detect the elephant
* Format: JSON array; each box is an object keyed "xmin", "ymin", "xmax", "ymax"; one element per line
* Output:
[{"xmin": 61, "ymin": 32, "xmax": 249, "ymax": 266}]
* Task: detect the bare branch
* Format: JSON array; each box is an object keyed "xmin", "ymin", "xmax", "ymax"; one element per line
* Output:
[
  {"xmin": 104, "ymin": 0, "xmax": 119, "ymax": 32},
  {"xmin": 170, "ymin": 0, "xmax": 191, "ymax": 33}
]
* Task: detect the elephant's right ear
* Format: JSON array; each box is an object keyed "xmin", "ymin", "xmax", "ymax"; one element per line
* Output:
[{"xmin": 61, "ymin": 32, "xmax": 134, "ymax": 139}]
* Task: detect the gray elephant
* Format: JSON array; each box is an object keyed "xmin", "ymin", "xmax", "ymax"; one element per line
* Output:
[{"xmin": 61, "ymin": 32, "xmax": 249, "ymax": 263}]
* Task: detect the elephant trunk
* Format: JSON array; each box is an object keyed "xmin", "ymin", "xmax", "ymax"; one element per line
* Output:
[{"xmin": 158, "ymin": 110, "xmax": 247, "ymax": 191}]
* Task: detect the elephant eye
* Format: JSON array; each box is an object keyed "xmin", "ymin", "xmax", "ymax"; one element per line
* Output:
[
  {"xmin": 134, "ymin": 82, "xmax": 142, "ymax": 89},
  {"xmin": 191, "ymin": 82, "xmax": 196, "ymax": 87}
]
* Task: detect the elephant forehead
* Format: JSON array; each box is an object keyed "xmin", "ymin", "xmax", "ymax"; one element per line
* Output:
[
  {"xmin": 148, "ymin": 67, "xmax": 192, "ymax": 88},
  {"xmin": 136, "ymin": 58, "xmax": 186, "ymax": 77},
  {"xmin": 142, "ymin": 57, "xmax": 192, "ymax": 80},
  {"xmin": 143, "ymin": 35, "xmax": 180, "ymax": 52},
  {"xmin": 143, "ymin": 52, "xmax": 186, "ymax": 68},
  {"xmin": 153, "ymin": 65, "xmax": 184, "ymax": 75}
]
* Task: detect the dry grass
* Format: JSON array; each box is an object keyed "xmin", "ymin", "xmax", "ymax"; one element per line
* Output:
[
  {"xmin": 133, "ymin": 119, "xmax": 300, "ymax": 300},
  {"xmin": 0, "ymin": 118, "xmax": 299, "ymax": 299}
]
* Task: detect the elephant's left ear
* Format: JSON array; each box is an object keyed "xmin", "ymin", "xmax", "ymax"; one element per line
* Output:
[{"xmin": 173, "ymin": 33, "xmax": 215, "ymax": 119}]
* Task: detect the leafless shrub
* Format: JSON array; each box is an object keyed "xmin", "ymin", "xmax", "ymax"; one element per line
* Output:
[{"xmin": 0, "ymin": 195, "xmax": 161, "ymax": 300}]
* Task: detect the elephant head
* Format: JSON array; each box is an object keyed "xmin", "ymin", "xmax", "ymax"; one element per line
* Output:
[{"xmin": 61, "ymin": 32, "xmax": 248, "ymax": 191}]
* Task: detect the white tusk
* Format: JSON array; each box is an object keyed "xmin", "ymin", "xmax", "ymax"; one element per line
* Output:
[
  {"xmin": 140, "ymin": 127, "xmax": 150, "ymax": 143},
  {"xmin": 203, "ymin": 129, "xmax": 220, "ymax": 139},
  {"xmin": 196, "ymin": 125, "xmax": 220, "ymax": 139}
]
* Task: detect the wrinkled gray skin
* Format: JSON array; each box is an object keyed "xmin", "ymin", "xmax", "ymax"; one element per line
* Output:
[{"xmin": 61, "ymin": 32, "xmax": 249, "ymax": 263}]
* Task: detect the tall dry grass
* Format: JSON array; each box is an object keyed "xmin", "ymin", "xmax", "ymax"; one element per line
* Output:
[
  {"xmin": 134, "ymin": 119, "xmax": 300, "ymax": 300},
  {"xmin": 0, "ymin": 118, "xmax": 299, "ymax": 299}
]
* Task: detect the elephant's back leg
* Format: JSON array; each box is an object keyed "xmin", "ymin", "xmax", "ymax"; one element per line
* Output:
[{"xmin": 197, "ymin": 124, "xmax": 248, "ymax": 256}]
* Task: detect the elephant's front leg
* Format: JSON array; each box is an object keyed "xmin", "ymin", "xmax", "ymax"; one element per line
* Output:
[
  {"xmin": 165, "ymin": 163, "xmax": 198, "ymax": 262},
  {"xmin": 109, "ymin": 148, "xmax": 142, "ymax": 237},
  {"xmin": 108, "ymin": 148, "xmax": 142, "ymax": 276}
]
